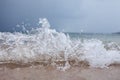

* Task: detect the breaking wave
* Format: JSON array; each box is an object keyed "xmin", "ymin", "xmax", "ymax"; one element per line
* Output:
[{"xmin": 0, "ymin": 18, "xmax": 120, "ymax": 70}]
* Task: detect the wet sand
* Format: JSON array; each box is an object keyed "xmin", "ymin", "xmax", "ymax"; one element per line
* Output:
[{"xmin": 0, "ymin": 64, "xmax": 120, "ymax": 80}]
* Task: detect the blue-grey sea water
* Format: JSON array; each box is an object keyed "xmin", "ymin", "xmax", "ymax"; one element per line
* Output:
[{"xmin": 67, "ymin": 33, "xmax": 120, "ymax": 44}]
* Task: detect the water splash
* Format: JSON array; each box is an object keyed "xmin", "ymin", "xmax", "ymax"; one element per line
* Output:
[{"xmin": 0, "ymin": 18, "xmax": 120, "ymax": 70}]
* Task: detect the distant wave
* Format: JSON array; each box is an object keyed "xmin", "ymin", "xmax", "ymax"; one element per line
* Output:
[{"xmin": 0, "ymin": 18, "xmax": 120, "ymax": 70}]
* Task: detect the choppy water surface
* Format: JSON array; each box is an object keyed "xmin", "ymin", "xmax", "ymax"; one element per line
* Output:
[{"xmin": 0, "ymin": 18, "xmax": 120, "ymax": 70}]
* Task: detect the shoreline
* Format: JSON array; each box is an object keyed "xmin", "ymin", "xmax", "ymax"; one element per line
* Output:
[{"xmin": 0, "ymin": 64, "xmax": 120, "ymax": 80}]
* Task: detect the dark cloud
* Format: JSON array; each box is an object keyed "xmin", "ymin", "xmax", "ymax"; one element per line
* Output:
[{"xmin": 0, "ymin": 0, "xmax": 120, "ymax": 33}]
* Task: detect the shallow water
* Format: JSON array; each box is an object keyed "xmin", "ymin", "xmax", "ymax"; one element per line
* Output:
[
  {"xmin": 68, "ymin": 33, "xmax": 120, "ymax": 44},
  {"xmin": 0, "ymin": 18, "xmax": 120, "ymax": 70}
]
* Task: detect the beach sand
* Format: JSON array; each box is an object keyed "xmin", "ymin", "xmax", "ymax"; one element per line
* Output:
[{"xmin": 0, "ymin": 64, "xmax": 120, "ymax": 80}]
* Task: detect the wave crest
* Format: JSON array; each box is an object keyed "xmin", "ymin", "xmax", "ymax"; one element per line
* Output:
[{"xmin": 0, "ymin": 18, "xmax": 120, "ymax": 70}]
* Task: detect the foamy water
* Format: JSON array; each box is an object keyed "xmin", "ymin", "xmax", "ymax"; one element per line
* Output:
[{"xmin": 0, "ymin": 18, "xmax": 120, "ymax": 70}]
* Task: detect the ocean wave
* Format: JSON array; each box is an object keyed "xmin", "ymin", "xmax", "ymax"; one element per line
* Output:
[{"xmin": 0, "ymin": 18, "xmax": 120, "ymax": 70}]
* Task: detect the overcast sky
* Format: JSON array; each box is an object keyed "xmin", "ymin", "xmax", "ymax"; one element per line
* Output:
[{"xmin": 0, "ymin": 0, "xmax": 120, "ymax": 33}]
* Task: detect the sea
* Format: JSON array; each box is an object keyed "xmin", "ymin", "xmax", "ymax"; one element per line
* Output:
[
  {"xmin": 68, "ymin": 33, "xmax": 120, "ymax": 44},
  {"xmin": 0, "ymin": 18, "xmax": 120, "ymax": 70}
]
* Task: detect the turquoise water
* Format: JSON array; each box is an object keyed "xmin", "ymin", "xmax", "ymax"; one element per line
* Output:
[{"xmin": 68, "ymin": 33, "xmax": 120, "ymax": 43}]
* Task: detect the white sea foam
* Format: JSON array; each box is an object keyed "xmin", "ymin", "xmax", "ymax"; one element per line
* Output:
[{"xmin": 0, "ymin": 18, "xmax": 120, "ymax": 69}]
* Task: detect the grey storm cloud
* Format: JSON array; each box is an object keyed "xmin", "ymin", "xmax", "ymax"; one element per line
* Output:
[{"xmin": 0, "ymin": 0, "xmax": 120, "ymax": 33}]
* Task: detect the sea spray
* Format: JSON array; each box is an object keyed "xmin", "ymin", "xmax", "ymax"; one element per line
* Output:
[{"xmin": 0, "ymin": 18, "xmax": 120, "ymax": 70}]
